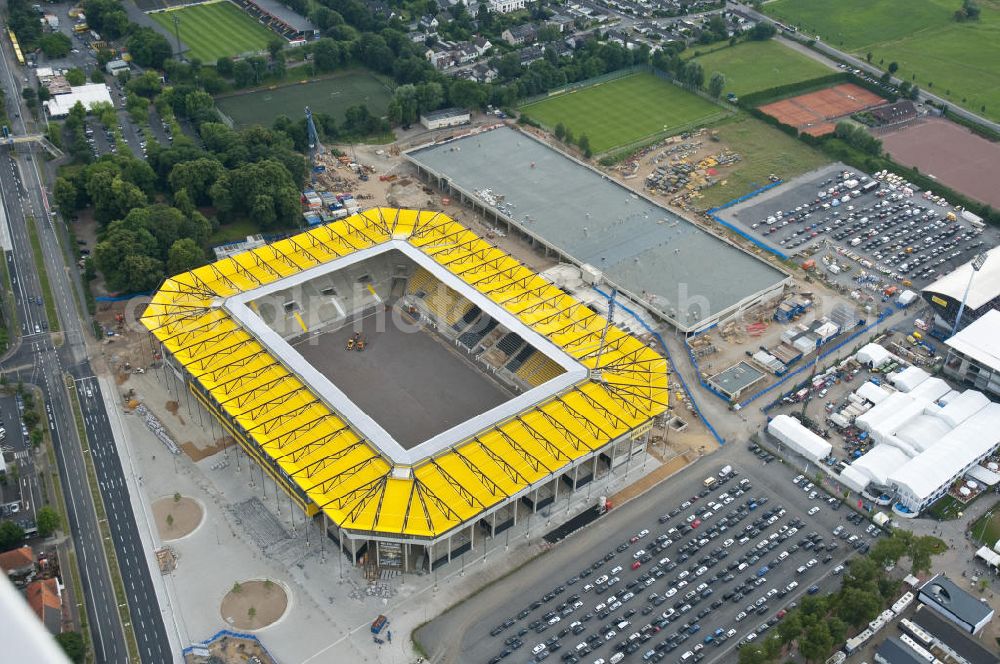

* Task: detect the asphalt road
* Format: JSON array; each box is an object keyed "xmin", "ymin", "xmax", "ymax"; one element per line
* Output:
[
  {"xmin": 416, "ymin": 445, "xmax": 871, "ymax": 664},
  {"xmin": 0, "ymin": 12, "xmax": 171, "ymax": 661}
]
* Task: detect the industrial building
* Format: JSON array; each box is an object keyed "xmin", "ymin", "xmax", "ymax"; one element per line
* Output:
[
  {"xmin": 43, "ymin": 83, "xmax": 114, "ymax": 118},
  {"xmin": 922, "ymin": 245, "xmax": 1000, "ymax": 332},
  {"xmin": 419, "ymin": 108, "xmax": 471, "ymax": 130},
  {"xmin": 143, "ymin": 208, "xmax": 667, "ymax": 572},
  {"xmin": 918, "ymin": 575, "xmax": 995, "ymax": 636},
  {"xmin": 943, "ymin": 309, "xmax": 1000, "ymax": 399},
  {"xmin": 407, "ymin": 126, "xmax": 791, "ymax": 333}
]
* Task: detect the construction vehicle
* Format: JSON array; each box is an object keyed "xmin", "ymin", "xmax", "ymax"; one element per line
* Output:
[
  {"xmin": 305, "ymin": 106, "xmax": 323, "ymax": 185},
  {"xmin": 346, "ymin": 332, "xmax": 359, "ymax": 350},
  {"xmin": 356, "ymin": 335, "xmax": 366, "ymax": 351}
]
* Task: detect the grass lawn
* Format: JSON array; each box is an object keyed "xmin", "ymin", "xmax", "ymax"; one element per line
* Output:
[
  {"xmin": 695, "ymin": 114, "xmax": 830, "ymax": 209},
  {"xmin": 925, "ymin": 494, "xmax": 967, "ymax": 521},
  {"xmin": 215, "ymin": 70, "xmax": 392, "ymax": 128},
  {"xmin": 689, "ymin": 40, "xmax": 833, "ymax": 97},
  {"xmin": 765, "ymin": 0, "xmax": 1000, "ymax": 122},
  {"xmin": 518, "ymin": 72, "xmax": 727, "ymax": 154},
  {"xmin": 971, "ymin": 501, "xmax": 1000, "ymax": 543},
  {"xmin": 150, "ymin": 1, "xmax": 275, "ymax": 63}
]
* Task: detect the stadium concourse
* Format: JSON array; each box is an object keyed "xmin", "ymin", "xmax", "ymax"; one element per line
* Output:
[{"xmin": 142, "ymin": 208, "xmax": 667, "ymax": 571}]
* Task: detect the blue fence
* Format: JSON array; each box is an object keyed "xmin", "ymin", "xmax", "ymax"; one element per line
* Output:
[
  {"xmin": 706, "ymin": 181, "xmax": 788, "ymax": 260},
  {"xmin": 181, "ymin": 629, "xmax": 279, "ymax": 661},
  {"xmin": 737, "ymin": 305, "xmax": 895, "ymax": 410},
  {"xmin": 592, "ymin": 286, "xmax": 725, "ymax": 446}
]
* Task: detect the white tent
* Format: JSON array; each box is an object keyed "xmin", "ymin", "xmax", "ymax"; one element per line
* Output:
[
  {"xmin": 856, "ymin": 381, "xmax": 890, "ymax": 405},
  {"xmin": 890, "ymin": 403, "xmax": 1000, "ymax": 511},
  {"xmin": 891, "ymin": 366, "xmax": 930, "ymax": 392},
  {"xmin": 852, "ymin": 445, "xmax": 912, "ymax": 487},
  {"xmin": 857, "ymin": 343, "xmax": 892, "ymax": 368},
  {"xmin": 975, "ymin": 546, "xmax": 1000, "ymax": 570},
  {"xmin": 840, "ymin": 465, "xmax": 871, "ymax": 493},
  {"xmin": 894, "ymin": 414, "xmax": 952, "ymax": 453},
  {"xmin": 937, "ymin": 390, "xmax": 961, "ymax": 405},
  {"xmin": 935, "ymin": 389, "xmax": 990, "ymax": 428},
  {"xmin": 908, "ymin": 376, "xmax": 951, "ymax": 402},
  {"xmin": 767, "ymin": 414, "xmax": 832, "ymax": 463},
  {"xmin": 897, "ymin": 290, "xmax": 918, "ymax": 306}
]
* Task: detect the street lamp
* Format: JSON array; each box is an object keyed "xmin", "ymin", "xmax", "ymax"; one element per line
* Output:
[{"xmin": 951, "ymin": 252, "xmax": 988, "ymax": 337}]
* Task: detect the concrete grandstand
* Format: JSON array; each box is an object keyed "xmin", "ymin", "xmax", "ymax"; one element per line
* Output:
[
  {"xmin": 142, "ymin": 208, "xmax": 667, "ymax": 570},
  {"xmin": 406, "ymin": 126, "xmax": 791, "ymax": 333}
]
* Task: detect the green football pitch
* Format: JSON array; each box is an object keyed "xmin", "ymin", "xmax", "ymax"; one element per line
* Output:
[
  {"xmin": 518, "ymin": 72, "xmax": 727, "ymax": 154},
  {"xmin": 689, "ymin": 40, "xmax": 833, "ymax": 97},
  {"xmin": 150, "ymin": 1, "xmax": 275, "ymax": 63},
  {"xmin": 765, "ymin": 0, "xmax": 1000, "ymax": 122},
  {"xmin": 215, "ymin": 71, "xmax": 392, "ymax": 128}
]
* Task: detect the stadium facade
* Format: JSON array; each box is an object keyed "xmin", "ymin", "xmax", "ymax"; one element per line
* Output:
[{"xmin": 143, "ymin": 208, "xmax": 667, "ymax": 571}]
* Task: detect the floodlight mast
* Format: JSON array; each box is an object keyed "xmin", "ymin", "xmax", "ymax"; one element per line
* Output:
[{"xmin": 951, "ymin": 252, "xmax": 988, "ymax": 337}]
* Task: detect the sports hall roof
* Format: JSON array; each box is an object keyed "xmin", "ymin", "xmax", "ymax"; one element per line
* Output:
[
  {"xmin": 922, "ymin": 245, "xmax": 1000, "ymax": 310},
  {"xmin": 142, "ymin": 208, "xmax": 668, "ymax": 540}
]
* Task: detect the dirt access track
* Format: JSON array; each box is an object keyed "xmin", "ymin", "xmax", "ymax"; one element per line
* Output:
[
  {"xmin": 881, "ymin": 117, "xmax": 1000, "ymax": 208},
  {"xmin": 760, "ymin": 83, "xmax": 884, "ymax": 136}
]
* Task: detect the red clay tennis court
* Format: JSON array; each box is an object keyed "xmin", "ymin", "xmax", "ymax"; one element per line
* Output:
[{"xmin": 760, "ymin": 83, "xmax": 885, "ymax": 136}]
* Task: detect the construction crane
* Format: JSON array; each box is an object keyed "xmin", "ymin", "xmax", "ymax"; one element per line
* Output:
[{"xmin": 305, "ymin": 106, "xmax": 324, "ymax": 185}]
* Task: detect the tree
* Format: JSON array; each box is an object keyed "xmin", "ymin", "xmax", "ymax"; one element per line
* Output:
[
  {"xmin": 776, "ymin": 611, "xmax": 802, "ymax": 644},
  {"xmin": 683, "ymin": 61, "xmax": 705, "ymax": 89},
  {"xmin": 65, "ymin": 68, "xmax": 87, "ymax": 86},
  {"xmin": 554, "ymin": 122, "xmax": 565, "ymax": 140},
  {"xmin": 248, "ymin": 606, "xmax": 257, "ymax": 621},
  {"xmin": 563, "ymin": 127, "xmax": 574, "ymax": 145},
  {"xmin": 39, "ymin": 33, "xmax": 72, "ymax": 58},
  {"xmin": 0, "ymin": 520, "xmax": 25, "ymax": 551},
  {"xmin": 36, "ymin": 506, "xmax": 60, "ymax": 537},
  {"xmin": 578, "ymin": 134, "xmax": 592, "ymax": 159},
  {"xmin": 166, "ymin": 513, "xmax": 174, "ymax": 529},
  {"xmin": 127, "ymin": 27, "xmax": 173, "ymax": 69},
  {"xmin": 799, "ymin": 621, "xmax": 834, "ymax": 663},
  {"xmin": 836, "ymin": 587, "xmax": 881, "ymax": 627},
  {"xmin": 708, "ymin": 72, "xmax": 726, "ymax": 99},
  {"xmin": 748, "ymin": 23, "xmax": 776, "ymax": 41},
  {"xmin": 167, "ymin": 238, "xmax": 205, "ymax": 275},
  {"xmin": 56, "ymin": 631, "xmax": 86, "ymax": 664},
  {"xmin": 887, "ymin": 61, "xmax": 899, "ymax": 74},
  {"xmin": 232, "ymin": 581, "xmax": 243, "ymax": 593},
  {"xmin": 90, "ymin": 68, "xmax": 105, "ymax": 84},
  {"xmin": 216, "ymin": 57, "xmax": 234, "ymax": 78}
]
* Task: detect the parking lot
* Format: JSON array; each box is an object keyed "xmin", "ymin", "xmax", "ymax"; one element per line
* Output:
[
  {"xmin": 417, "ymin": 451, "xmax": 880, "ymax": 664},
  {"xmin": 717, "ymin": 163, "xmax": 997, "ymax": 294}
]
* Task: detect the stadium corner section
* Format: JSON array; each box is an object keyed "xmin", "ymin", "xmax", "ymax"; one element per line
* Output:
[{"xmin": 141, "ymin": 208, "xmax": 668, "ymax": 570}]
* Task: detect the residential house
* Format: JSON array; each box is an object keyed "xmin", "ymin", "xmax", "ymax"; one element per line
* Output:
[
  {"xmin": 0, "ymin": 546, "xmax": 35, "ymax": 582},
  {"xmin": 546, "ymin": 13, "xmax": 575, "ymax": 32},
  {"xmin": 453, "ymin": 41, "xmax": 479, "ymax": 64},
  {"xmin": 426, "ymin": 45, "xmax": 455, "ymax": 69},
  {"xmin": 472, "ymin": 35, "xmax": 493, "ymax": 56},
  {"xmin": 502, "ymin": 23, "xmax": 537, "ymax": 45},
  {"xmin": 418, "ymin": 14, "xmax": 439, "ymax": 31},
  {"xmin": 471, "ymin": 62, "xmax": 499, "ymax": 82},
  {"xmin": 26, "ymin": 578, "xmax": 62, "ymax": 635},
  {"xmin": 489, "ymin": 0, "xmax": 525, "ymax": 13},
  {"xmin": 519, "ymin": 44, "xmax": 545, "ymax": 65}
]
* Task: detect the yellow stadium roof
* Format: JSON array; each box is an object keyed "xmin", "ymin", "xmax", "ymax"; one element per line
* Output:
[{"xmin": 142, "ymin": 209, "xmax": 667, "ymax": 540}]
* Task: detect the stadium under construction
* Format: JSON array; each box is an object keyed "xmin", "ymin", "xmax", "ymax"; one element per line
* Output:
[
  {"xmin": 142, "ymin": 208, "xmax": 668, "ymax": 571},
  {"xmin": 406, "ymin": 126, "xmax": 791, "ymax": 334}
]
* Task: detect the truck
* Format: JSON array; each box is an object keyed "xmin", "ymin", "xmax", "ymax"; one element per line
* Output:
[
  {"xmin": 718, "ymin": 465, "xmax": 732, "ymax": 479},
  {"xmin": 371, "ymin": 614, "xmax": 389, "ymax": 634},
  {"xmin": 703, "ymin": 476, "xmax": 718, "ymax": 489}
]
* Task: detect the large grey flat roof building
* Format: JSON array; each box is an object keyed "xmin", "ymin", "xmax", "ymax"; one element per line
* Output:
[{"xmin": 407, "ymin": 126, "xmax": 790, "ymax": 332}]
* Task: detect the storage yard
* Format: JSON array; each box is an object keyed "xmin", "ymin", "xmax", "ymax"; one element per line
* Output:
[
  {"xmin": 715, "ymin": 162, "xmax": 999, "ymax": 299},
  {"xmin": 758, "ymin": 83, "xmax": 885, "ymax": 136},
  {"xmin": 881, "ymin": 117, "xmax": 1000, "ymax": 208}
]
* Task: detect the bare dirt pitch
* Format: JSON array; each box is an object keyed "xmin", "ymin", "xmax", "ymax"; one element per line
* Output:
[
  {"xmin": 221, "ymin": 580, "xmax": 289, "ymax": 631},
  {"xmin": 759, "ymin": 83, "xmax": 884, "ymax": 135},
  {"xmin": 153, "ymin": 495, "xmax": 204, "ymax": 541},
  {"xmin": 881, "ymin": 117, "xmax": 1000, "ymax": 208}
]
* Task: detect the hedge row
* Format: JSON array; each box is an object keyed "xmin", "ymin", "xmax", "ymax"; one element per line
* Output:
[{"xmin": 738, "ymin": 72, "xmax": 848, "ymax": 108}]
